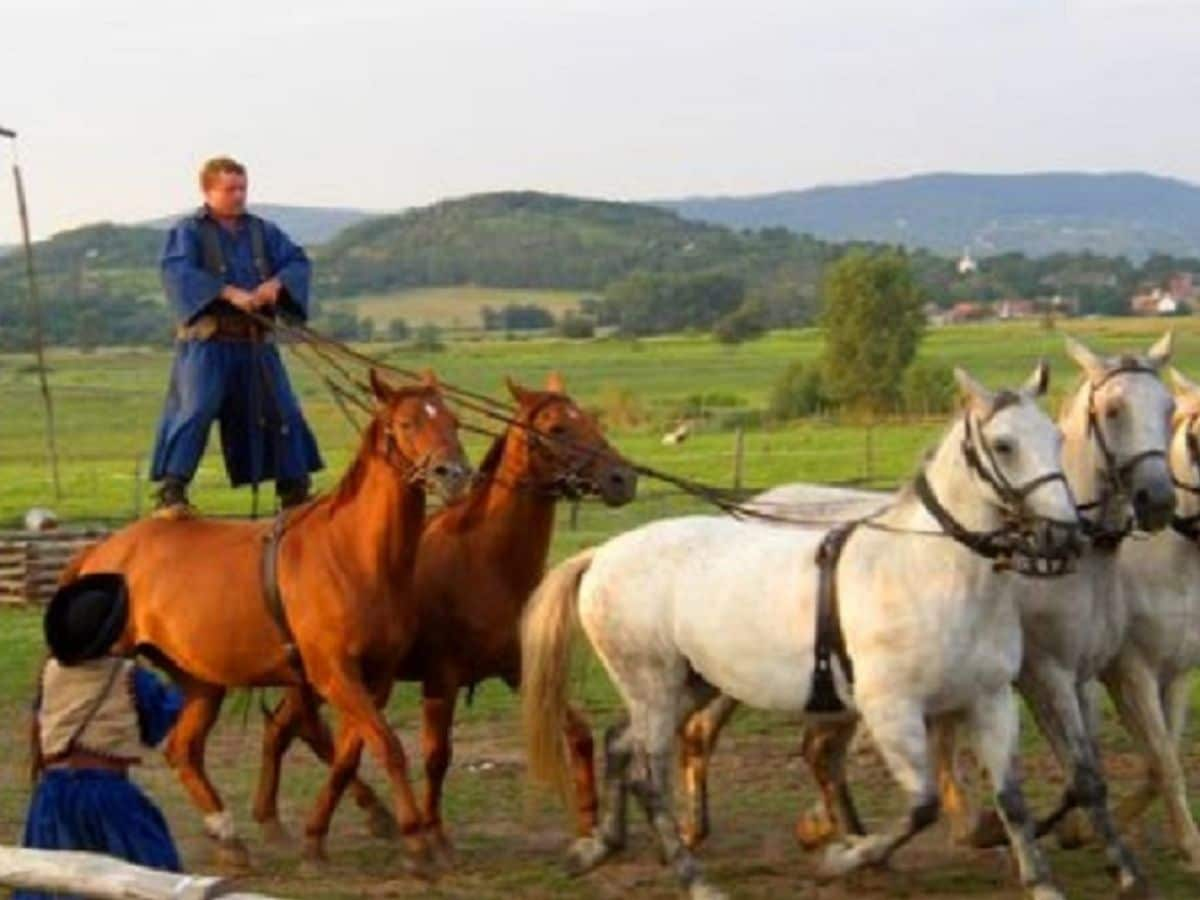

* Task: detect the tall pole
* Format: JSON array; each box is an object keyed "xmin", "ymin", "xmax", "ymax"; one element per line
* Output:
[{"xmin": 1, "ymin": 126, "xmax": 62, "ymax": 501}]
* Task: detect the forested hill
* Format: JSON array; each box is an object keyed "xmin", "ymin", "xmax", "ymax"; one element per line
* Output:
[
  {"xmin": 142, "ymin": 203, "xmax": 377, "ymax": 246},
  {"xmin": 660, "ymin": 172, "xmax": 1200, "ymax": 260},
  {"xmin": 313, "ymin": 191, "xmax": 831, "ymax": 296}
]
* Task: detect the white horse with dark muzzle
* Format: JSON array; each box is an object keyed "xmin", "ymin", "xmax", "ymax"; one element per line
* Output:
[{"xmin": 521, "ymin": 364, "xmax": 1078, "ymax": 900}]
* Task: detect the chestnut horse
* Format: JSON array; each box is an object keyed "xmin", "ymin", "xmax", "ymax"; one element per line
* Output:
[
  {"xmin": 62, "ymin": 371, "xmax": 471, "ymax": 874},
  {"xmin": 250, "ymin": 373, "xmax": 637, "ymax": 858}
]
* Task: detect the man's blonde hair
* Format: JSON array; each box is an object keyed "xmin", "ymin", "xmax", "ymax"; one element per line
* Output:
[{"xmin": 199, "ymin": 156, "xmax": 247, "ymax": 190}]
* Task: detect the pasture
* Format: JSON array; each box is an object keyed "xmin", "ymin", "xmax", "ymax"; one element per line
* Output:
[
  {"xmin": 345, "ymin": 285, "xmax": 588, "ymax": 331},
  {"xmin": 2, "ymin": 317, "xmax": 1200, "ymax": 897}
]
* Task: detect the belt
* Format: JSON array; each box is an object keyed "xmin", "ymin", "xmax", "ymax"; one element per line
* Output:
[
  {"xmin": 176, "ymin": 313, "xmax": 273, "ymax": 343},
  {"xmin": 45, "ymin": 749, "xmax": 133, "ymax": 774}
]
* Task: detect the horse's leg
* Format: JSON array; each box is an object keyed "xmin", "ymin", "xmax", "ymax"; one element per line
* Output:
[
  {"xmin": 1021, "ymin": 666, "xmax": 1151, "ymax": 898},
  {"xmin": 626, "ymin": 679, "xmax": 723, "ymax": 900},
  {"xmin": 679, "ymin": 693, "xmax": 738, "ymax": 849},
  {"xmin": 969, "ymin": 687, "xmax": 1064, "ymax": 900},
  {"xmin": 1104, "ymin": 657, "xmax": 1200, "ymax": 869},
  {"xmin": 928, "ymin": 712, "xmax": 999, "ymax": 847},
  {"xmin": 309, "ymin": 670, "xmax": 431, "ymax": 874},
  {"xmin": 817, "ymin": 699, "xmax": 938, "ymax": 878},
  {"xmin": 163, "ymin": 677, "xmax": 247, "ymax": 868},
  {"xmin": 254, "ymin": 689, "xmax": 392, "ymax": 843},
  {"xmin": 419, "ymin": 676, "xmax": 459, "ymax": 862},
  {"xmin": 563, "ymin": 703, "xmax": 599, "ymax": 837},
  {"xmin": 566, "ymin": 717, "xmax": 635, "ymax": 876},
  {"xmin": 794, "ymin": 718, "xmax": 865, "ymax": 850}
]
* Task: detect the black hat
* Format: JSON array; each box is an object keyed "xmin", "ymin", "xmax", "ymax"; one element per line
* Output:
[{"xmin": 44, "ymin": 573, "xmax": 129, "ymax": 666}]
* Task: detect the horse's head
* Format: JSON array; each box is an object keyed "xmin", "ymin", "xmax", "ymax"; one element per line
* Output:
[
  {"xmin": 506, "ymin": 372, "xmax": 638, "ymax": 507},
  {"xmin": 1168, "ymin": 367, "xmax": 1200, "ymax": 520},
  {"xmin": 1065, "ymin": 333, "xmax": 1176, "ymax": 532},
  {"xmin": 369, "ymin": 369, "xmax": 472, "ymax": 502},
  {"xmin": 954, "ymin": 362, "xmax": 1080, "ymax": 559}
]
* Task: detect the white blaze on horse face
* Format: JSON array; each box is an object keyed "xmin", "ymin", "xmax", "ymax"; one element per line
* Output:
[
  {"xmin": 983, "ymin": 399, "xmax": 1075, "ymax": 524},
  {"xmin": 424, "ymin": 403, "xmax": 439, "ymax": 419}
]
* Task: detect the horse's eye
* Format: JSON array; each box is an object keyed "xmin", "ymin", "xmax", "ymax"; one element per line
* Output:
[
  {"xmin": 993, "ymin": 438, "xmax": 1014, "ymax": 455},
  {"xmin": 1106, "ymin": 405, "xmax": 1121, "ymax": 420},
  {"xmin": 548, "ymin": 424, "xmax": 568, "ymax": 437}
]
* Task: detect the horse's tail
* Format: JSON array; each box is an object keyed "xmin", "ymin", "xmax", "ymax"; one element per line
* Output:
[{"xmin": 521, "ymin": 546, "xmax": 596, "ymax": 795}]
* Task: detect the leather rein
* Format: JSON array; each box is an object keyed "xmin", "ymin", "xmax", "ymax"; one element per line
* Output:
[{"xmin": 1074, "ymin": 362, "xmax": 1168, "ymax": 550}]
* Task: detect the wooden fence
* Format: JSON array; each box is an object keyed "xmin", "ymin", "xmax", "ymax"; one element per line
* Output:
[
  {"xmin": 0, "ymin": 529, "xmax": 109, "ymax": 607},
  {"xmin": 0, "ymin": 846, "xmax": 278, "ymax": 899}
]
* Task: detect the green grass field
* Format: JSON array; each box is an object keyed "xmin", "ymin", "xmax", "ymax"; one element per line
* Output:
[
  {"xmin": 2, "ymin": 317, "xmax": 1200, "ymax": 897},
  {"xmin": 343, "ymin": 285, "xmax": 589, "ymax": 331}
]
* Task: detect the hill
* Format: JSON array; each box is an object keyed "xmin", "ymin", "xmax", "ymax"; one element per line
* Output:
[
  {"xmin": 142, "ymin": 203, "xmax": 380, "ymax": 246},
  {"xmin": 659, "ymin": 172, "xmax": 1200, "ymax": 260}
]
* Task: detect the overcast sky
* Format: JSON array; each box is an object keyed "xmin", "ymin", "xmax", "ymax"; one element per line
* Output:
[{"xmin": 3, "ymin": 0, "xmax": 1199, "ymax": 240}]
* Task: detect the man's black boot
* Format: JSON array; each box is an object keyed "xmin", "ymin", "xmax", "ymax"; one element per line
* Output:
[
  {"xmin": 153, "ymin": 476, "xmax": 194, "ymax": 519},
  {"xmin": 277, "ymin": 477, "xmax": 311, "ymax": 510}
]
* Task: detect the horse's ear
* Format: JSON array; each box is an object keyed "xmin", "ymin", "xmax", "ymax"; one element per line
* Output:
[
  {"xmin": 546, "ymin": 371, "xmax": 566, "ymax": 393},
  {"xmin": 419, "ymin": 368, "xmax": 441, "ymax": 389},
  {"xmin": 369, "ymin": 368, "xmax": 393, "ymax": 401},
  {"xmin": 506, "ymin": 376, "xmax": 530, "ymax": 405},
  {"xmin": 1022, "ymin": 358, "xmax": 1050, "ymax": 398},
  {"xmin": 1170, "ymin": 367, "xmax": 1200, "ymax": 398},
  {"xmin": 1147, "ymin": 331, "xmax": 1174, "ymax": 369},
  {"xmin": 954, "ymin": 367, "xmax": 995, "ymax": 415},
  {"xmin": 1064, "ymin": 335, "xmax": 1106, "ymax": 382}
]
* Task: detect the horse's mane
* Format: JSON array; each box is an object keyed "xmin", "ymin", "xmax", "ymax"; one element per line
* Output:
[{"xmin": 329, "ymin": 418, "xmax": 384, "ymax": 511}]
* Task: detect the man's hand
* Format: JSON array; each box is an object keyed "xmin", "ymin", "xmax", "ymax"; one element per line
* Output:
[
  {"xmin": 220, "ymin": 285, "xmax": 259, "ymax": 312},
  {"xmin": 254, "ymin": 278, "xmax": 284, "ymax": 308}
]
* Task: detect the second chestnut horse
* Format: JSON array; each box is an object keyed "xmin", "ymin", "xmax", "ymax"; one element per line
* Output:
[{"xmin": 251, "ymin": 373, "xmax": 637, "ymax": 858}]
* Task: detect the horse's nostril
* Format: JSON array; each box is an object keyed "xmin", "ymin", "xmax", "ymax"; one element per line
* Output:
[{"xmin": 1134, "ymin": 488, "xmax": 1149, "ymax": 508}]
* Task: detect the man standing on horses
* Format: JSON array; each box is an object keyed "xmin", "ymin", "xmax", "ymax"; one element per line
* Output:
[{"xmin": 151, "ymin": 156, "xmax": 323, "ymax": 515}]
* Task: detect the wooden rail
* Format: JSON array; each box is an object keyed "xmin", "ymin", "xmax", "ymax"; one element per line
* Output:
[
  {"xmin": 0, "ymin": 846, "xmax": 279, "ymax": 899},
  {"xmin": 0, "ymin": 529, "xmax": 109, "ymax": 607}
]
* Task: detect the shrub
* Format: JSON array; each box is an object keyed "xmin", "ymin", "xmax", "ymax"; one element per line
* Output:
[
  {"xmin": 768, "ymin": 361, "xmax": 826, "ymax": 421},
  {"xmin": 900, "ymin": 361, "xmax": 957, "ymax": 416}
]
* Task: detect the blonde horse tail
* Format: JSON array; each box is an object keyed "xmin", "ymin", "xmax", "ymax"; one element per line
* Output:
[{"xmin": 521, "ymin": 547, "xmax": 596, "ymax": 795}]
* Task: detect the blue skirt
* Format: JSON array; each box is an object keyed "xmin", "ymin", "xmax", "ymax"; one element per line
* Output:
[{"xmin": 15, "ymin": 769, "xmax": 181, "ymax": 900}]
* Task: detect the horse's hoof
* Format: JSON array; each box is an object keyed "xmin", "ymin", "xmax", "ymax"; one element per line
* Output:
[
  {"xmin": 301, "ymin": 836, "xmax": 329, "ymax": 865},
  {"xmin": 1055, "ymin": 810, "xmax": 1093, "ymax": 850},
  {"xmin": 425, "ymin": 827, "xmax": 457, "ymax": 869},
  {"xmin": 214, "ymin": 837, "xmax": 252, "ymax": 872},
  {"xmin": 688, "ymin": 879, "xmax": 729, "ymax": 900},
  {"xmin": 565, "ymin": 833, "xmax": 615, "ymax": 877},
  {"xmin": 258, "ymin": 818, "xmax": 292, "ymax": 847},
  {"xmin": 966, "ymin": 810, "xmax": 1011, "ymax": 849},
  {"xmin": 1029, "ymin": 883, "xmax": 1066, "ymax": 900},
  {"xmin": 794, "ymin": 808, "xmax": 836, "ymax": 851},
  {"xmin": 681, "ymin": 823, "xmax": 709, "ymax": 850},
  {"xmin": 815, "ymin": 839, "xmax": 861, "ymax": 881},
  {"xmin": 401, "ymin": 852, "xmax": 438, "ymax": 882},
  {"xmin": 365, "ymin": 804, "xmax": 399, "ymax": 841}
]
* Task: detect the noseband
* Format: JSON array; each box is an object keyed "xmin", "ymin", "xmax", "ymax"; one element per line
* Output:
[
  {"xmin": 502, "ymin": 396, "xmax": 618, "ymax": 500},
  {"xmin": 913, "ymin": 398, "xmax": 1078, "ymax": 577},
  {"xmin": 1077, "ymin": 362, "xmax": 1166, "ymax": 549}
]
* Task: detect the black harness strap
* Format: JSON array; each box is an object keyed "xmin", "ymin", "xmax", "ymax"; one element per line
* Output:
[
  {"xmin": 262, "ymin": 511, "xmax": 305, "ymax": 678},
  {"xmin": 805, "ymin": 522, "xmax": 858, "ymax": 714}
]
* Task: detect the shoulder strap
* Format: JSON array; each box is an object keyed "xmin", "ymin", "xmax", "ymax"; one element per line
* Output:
[
  {"xmin": 197, "ymin": 218, "xmax": 227, "ymax": 279},
  {"xmin": 806, "ymin": 522, "xmax": 857, "ymax": 714},
  {"xmin": 262, "ymin": 513, "xmax": 305, "ymax": 679},
  {"xmin": 65, "ymin": 658, "xmax": 126, "ymax": 753},
  {"xmin": 248, "ymin": 217, "xmax": 271, "ymax": 282}
]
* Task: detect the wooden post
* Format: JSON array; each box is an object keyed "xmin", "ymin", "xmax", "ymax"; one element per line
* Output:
[
  {"xmin": 732, "ymin": 426, "xmax": 746, "ymax": 492},
  {"xmin": 3, "ymin": 130, "xmax": 62, "ymax": 501},
  {"xmin": 0, "ymin": 845, "xmax": 279, "ymax": 900},
  {"xmin": 863, "ymin": 422, "xmax": 875, "ymax": 483},
  {"xmin": 132, "ymin": 454, "xmax": 144, "ymax": 519}
]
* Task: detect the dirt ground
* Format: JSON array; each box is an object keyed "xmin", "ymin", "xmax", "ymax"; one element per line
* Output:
[{"xmin": 126, "ymin": 705, "xmax": 1200, "ymax": 900}]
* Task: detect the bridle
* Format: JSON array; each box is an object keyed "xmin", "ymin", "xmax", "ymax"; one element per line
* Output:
[
  {"xmin": 487, "ymin": 395, "xmax": 623, "ymax": 501},
  {"xmin": 375, "ymin": 402, "xmax": 450, "ymax": 486},
  {"xmin": 1074, "ymin": 362, "xmax": 1167, "ymax": 549},
  {"xmin": 1170, "ymin": 412, "xmax": 1200, "ymax": 541},
  {"xmin": 910, "ymin": 394, "xmax": 1079, "ymax": 577}
]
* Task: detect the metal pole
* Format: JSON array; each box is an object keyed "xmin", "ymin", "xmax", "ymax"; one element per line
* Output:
[{"xmin": 2, "ymin": 127, "xmax": 62, "ymax": 501}]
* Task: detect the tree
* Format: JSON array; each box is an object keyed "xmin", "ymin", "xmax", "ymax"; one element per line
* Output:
[
  {"xmin": 413, "ymin": 323, "xmax": 445, "ymax": 352},
  {"xmin": 559, "ymin": 312, "xmax": 595, "ymax": 339},
  {"xmin": 900, "ymin": 362, "xmax": 956, "ymax": 416},
  {"xmin": 768, "ymin": 361, "xmax": 825, "ymax": 420},
  {"xmin": 713, "ymin": 300, "xmax": 766, "ymax": 344},
  {"xmin": 320, "ymin": 310, "xmax": 361, "ymax": 341},
  {"xmin": 75, "ymin": 308, "xmax": 107, "ymax": 353},
  {"xmin": 357, "ymin": 317, "xmax": 377, "ymax": 343},
  {"xmin": 387, "ymin": 317, "xmax": 411, "ymax": 342},
  {"xmin": 820, "ymin": 250, "xmax": 925, "ymax": 414}
]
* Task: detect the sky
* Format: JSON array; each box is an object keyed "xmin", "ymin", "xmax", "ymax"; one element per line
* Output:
[{"xmin": 3, "ymin": 0, "xmax": 1200, "ymax": 240}]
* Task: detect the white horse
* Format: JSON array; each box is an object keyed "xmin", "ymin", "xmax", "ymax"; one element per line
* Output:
[
  {"xmin": 678, "ymin": 335, "xmax": 1179, "ymax": 898},
  {"xmin": 522, "ymin": 364, "xmax": 1078, "ymax": 899}
]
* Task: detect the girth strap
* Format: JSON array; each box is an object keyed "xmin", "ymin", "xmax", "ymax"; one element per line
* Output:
[
  {"xmin": 806, "ymin": 522, "xmax": 857, "ymax": 714},
  {"xmin": 262, "ymin": 512, "xmax": 305, "ymax": 678}
]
